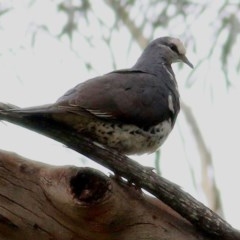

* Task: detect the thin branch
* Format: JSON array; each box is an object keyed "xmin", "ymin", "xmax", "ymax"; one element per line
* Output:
[
  {"xmin": 104, "ymin": 0, "xmax": 148, "ymax": 48},
  {"xmin": 181, "ymin": 101, "xmax": 224, "ymax": 216}
]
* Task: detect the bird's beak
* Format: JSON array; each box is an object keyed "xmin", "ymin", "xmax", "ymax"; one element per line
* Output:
[{"xmin": 180, "ymin": 55, "xmax": 194, "ymax": 68}]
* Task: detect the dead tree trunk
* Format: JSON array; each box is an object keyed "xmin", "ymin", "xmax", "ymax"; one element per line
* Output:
[{"xmin": 0, "ymin": 150, "xmax": 215, "ymax": 240}]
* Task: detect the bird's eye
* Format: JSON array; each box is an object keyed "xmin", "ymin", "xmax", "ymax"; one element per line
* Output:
[{"xmin": 169, "ymin": 44, "xmax": 179, "ymax": 54}]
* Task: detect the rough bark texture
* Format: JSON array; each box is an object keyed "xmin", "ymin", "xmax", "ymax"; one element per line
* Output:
[{"xmin": 0, "ymin": 149, "xmax": 213, "ymax": 240}]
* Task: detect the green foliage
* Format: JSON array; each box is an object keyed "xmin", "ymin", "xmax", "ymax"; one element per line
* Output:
[{"xmin": 58, "ymin": 0, "xmax": 91, "ymax": 40}]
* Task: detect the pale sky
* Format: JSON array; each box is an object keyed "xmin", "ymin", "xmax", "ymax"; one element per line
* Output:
[{"xmin": 0, "ymin": 1, "xmax": 239, "ymax": 229}]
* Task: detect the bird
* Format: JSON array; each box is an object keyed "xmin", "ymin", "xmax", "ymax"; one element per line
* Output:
[{"xmin": 0, "ymin": 37, "xmax": 193, "ymax": 155}]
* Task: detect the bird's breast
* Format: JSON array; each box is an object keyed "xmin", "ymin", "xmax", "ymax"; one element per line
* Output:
[{"xmin": 85, "ymin": 119, "xmax": 173, "ymax": 155}]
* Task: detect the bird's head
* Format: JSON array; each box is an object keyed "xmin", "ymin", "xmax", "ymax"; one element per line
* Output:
[{"xmin": 151, "ymin": 37, "xmax": 193, "ymax": 68}]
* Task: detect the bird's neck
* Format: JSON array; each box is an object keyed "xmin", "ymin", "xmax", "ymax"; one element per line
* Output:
[
  {"xmin": 133, "ymin": 56, "xmax": 179, "ymax": 97},
  {"xmin": 133, "ymin": 56, "xmax": 175, "ymax": 78}
]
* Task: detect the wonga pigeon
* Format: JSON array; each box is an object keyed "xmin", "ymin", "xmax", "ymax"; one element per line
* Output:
[{"xmin": 0, "ymin": 37, "xmax": 193, "ymax": 155}]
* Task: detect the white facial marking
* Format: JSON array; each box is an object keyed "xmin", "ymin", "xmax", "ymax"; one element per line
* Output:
[
  {"xmin": 168, "ymin": 95, "xmax": 174, "ymax": 113},
  {"xmin": 171, "ymin": 38, "xmax": 186, "ymax": 55}
]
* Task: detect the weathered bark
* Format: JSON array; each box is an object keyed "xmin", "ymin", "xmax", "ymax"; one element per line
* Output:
[{"xmin": 0, "ymin": 150, "xmax": 214, "ymax": 240}]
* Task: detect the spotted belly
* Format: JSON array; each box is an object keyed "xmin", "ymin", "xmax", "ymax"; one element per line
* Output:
[{"xmin": 86, "ymin": 119, "xmax": 173, "ymax": 155}]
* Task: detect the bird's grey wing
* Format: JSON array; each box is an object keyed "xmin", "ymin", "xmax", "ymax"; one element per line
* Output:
[{"xmin": 56, "ymin": 70, "xmax": 176, "ymax": 127}]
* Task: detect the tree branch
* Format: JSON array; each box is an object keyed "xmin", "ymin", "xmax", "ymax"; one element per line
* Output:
[
  {"xmin": 181, "ymin": 101, "xmax": 223, "ymax": 215},
  {"xmin": 0, "ymin": 103, "xmax": 239, "ymax": 239},
  {"xmin": 104, "ymin": 0, "xmax": 148, "ymax": 48}
]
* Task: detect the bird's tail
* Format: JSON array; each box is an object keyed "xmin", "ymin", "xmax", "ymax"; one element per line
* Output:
[
  {"xmin": 0, "ymin": 102, "xmax": 55, "ymax": 122},
  {"xmin": 0, "ymin": 102, "xmax": 95, "ymax": 140},
  {"xmin": 0, "ymin": 102, "xmax": 70, "ymax": 136}
]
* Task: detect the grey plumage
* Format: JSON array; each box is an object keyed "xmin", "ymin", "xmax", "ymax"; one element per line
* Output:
[{"xmin": 0, "ymin": 37, "xmax": 193, "ymax": 155}]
